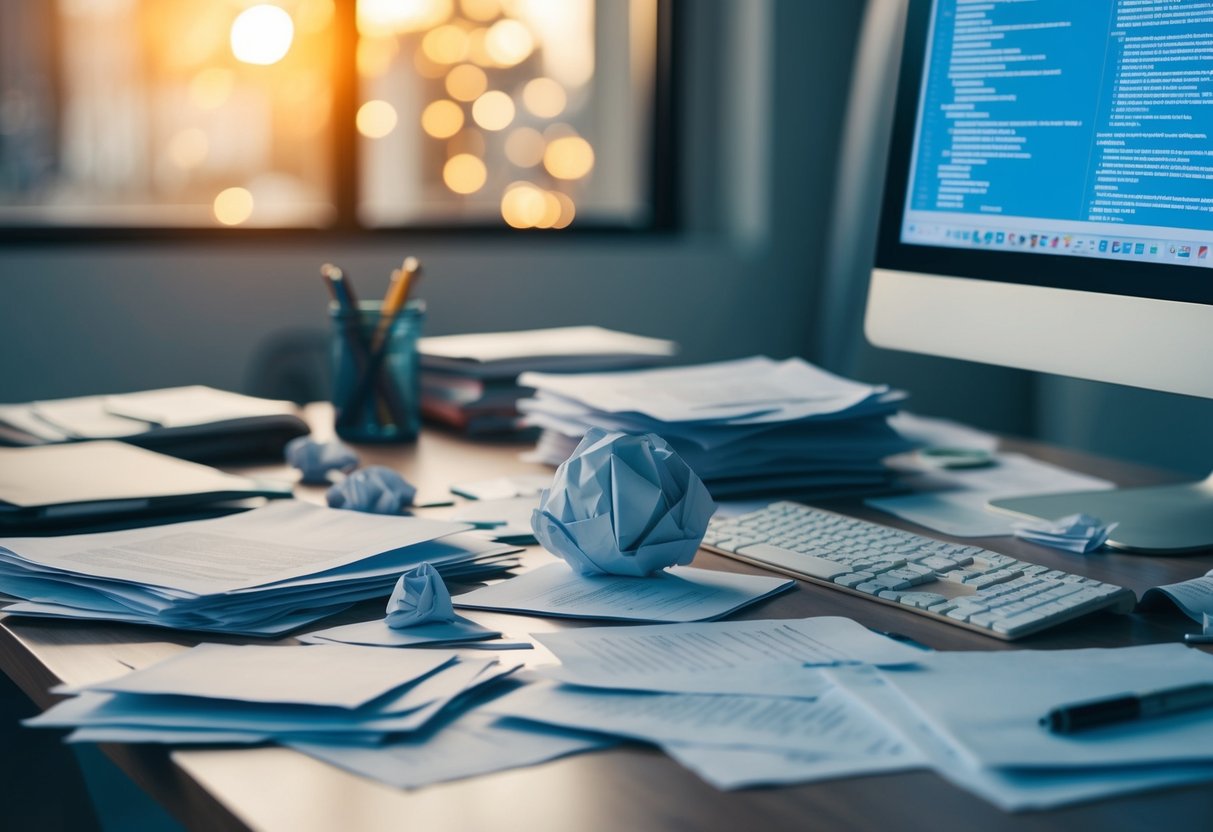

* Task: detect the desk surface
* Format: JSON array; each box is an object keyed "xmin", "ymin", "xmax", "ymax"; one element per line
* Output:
[{"xmin": 2, "ymin": 413, "xmax": 1212, "ymax": 832}]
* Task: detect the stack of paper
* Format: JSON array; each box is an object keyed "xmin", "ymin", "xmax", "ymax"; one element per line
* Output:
[
  {"xmin": 0, "ymin": 386, "xmax": 309, "ymax": 462},
  {"xmin": 26, "ymin": 643, "xmax": 521, "ymax": 745},
  {"xmin": 834, "ymin": 644, "xmax": 1213, "ymax": 810},
  {"xmin": 487, "ymin": 617, "xmax": 930, "ymax": 789},
  {"xmin": 419, "ymin": 327, "xmax": 677, "ymax": 435},
  {"xmin": 0, "ymin": 502, "xmax": 520, "ymax": 636},
  {"xmin": 519, "ymin": 357, "xmax": 914, "ymax": 499},
  {"xmin": 28, "ymin": 643, "xmax": 611, "ymax": 790}
]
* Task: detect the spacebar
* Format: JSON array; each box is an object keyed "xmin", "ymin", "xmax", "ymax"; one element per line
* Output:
[{"xmin": 733, "ymin": 543, "xmax": 850, "ymax": 580}]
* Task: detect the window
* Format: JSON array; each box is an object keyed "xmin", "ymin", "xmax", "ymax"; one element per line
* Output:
[{"xmin": 0, "ymin": 0, "xmax": 668, "ymax": 232}]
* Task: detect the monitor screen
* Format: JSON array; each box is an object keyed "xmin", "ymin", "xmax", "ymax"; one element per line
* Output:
[{"xmin": 878, "ymin": 0, "xmax": 1213, "ymax": 305}]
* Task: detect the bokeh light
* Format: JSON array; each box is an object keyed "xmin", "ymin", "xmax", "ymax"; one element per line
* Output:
[
  {"xmin": 500, "ymin": 181, "xmax": 547, "ymax": 228},
  {"xmin": 522, "ymin": 77, "xmax": 566, "ymax": 118},
  {"xmin": 230, "ymin": 5, "xmax": 295, "ymax": 66},
  {"xmin": 358, "ymin": 0, "xmax": 453, "ymax": 36},
  {"xmin": 471, "ymin": 90, "xmax": 515, "ymax": 130},
  {"xmin": 356, "ymin": 99, "xmax": 399, "ymax": 138},
  {"xmin": 543, "ymin": 135, "xmax": 594, "ymax": 179},
  {"xmin": 422, "ymin": 24, "xmax": 469, "ymax": 64},
  {"xmin": 213, "ymin": 187, "xmax": 254, "ymax": 225},
  {"xmin": 484, "ymin": 18, "xmax": 534, "ymax": 66},
  {"xmin": 443, "ymin": 153, "xmax": 488, "ymax": 194},
  {"xmin": 421, "ymin": 99, "xmax": 465, "ymax": 139},
  {"xmin": 460, "ymin": 0, "xmax": 501, "ymax": 22},
  {"xmin": 535, "ymin": 189, "xmax": 562, "ymax": 228},
  {"xmin": 552, "ymin": 190, "xmax": 576, "ymax": 228},
  {"xmin": 504, "ymin": 126, "xmax": 545, "ymax": 167},
  {"xmin": 465, "ymin": 28, "xmax": 495, "ymax": 66},
  {"xmin": 445, "ymin": 64, "xmax": 488, "ymax": 102}
]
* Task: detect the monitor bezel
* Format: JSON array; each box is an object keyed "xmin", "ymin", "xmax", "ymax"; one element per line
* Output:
[{"xmin": 875, "ymin": 0, "xmax": 1213, "ymax": 309}]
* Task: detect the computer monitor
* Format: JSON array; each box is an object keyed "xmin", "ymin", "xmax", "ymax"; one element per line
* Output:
[{"xmin": 866, "ymin": 0, "xmax": 1213, "ymax": 552}]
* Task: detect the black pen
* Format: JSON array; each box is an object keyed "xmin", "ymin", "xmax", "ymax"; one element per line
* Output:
[{"xmin": 1041, "ymin": 683, "xmax": 1213, "ymax": 734}]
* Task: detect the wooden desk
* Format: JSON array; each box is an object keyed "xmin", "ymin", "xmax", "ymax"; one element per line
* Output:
[{"xmin": 3, "ymin": 421, "xmax": 1212, "ymax": 831}]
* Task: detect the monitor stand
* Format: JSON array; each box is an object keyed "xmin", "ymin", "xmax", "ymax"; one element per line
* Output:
[{"xmin": 989, "ymin": 474, "xmax": 1213, "ymax": 554}]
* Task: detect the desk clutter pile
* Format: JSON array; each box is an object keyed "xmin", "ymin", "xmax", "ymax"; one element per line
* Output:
[
  {"xmin": 26, "ymin": 612, "xmax": 1213, "ymax": 810},
  {"xmin": 519, "ymin": 356, "xmax": 915, "ymax": 499},
  {"xmin": 419, "ymin": 327, "xmax": 678, "ymax": 435}
]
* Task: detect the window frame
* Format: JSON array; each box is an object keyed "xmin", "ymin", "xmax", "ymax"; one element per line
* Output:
[{"xmin": 0, "ymin": 0, "xmax": 678, "ymax": 245}]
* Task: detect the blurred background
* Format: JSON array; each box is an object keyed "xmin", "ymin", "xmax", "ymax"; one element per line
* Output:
[{"xmin": 1, "ymin": 0, "xmax": 1211, "ymax": 477}]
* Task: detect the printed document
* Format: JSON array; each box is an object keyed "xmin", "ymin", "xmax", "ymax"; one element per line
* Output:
[
  {"xmin": 453, "ymin": 563, "xmax": 793, "ymax": 622},
  {"xmin": 533, "ymin": 617, "xmax": 923, "ymax": 696}
]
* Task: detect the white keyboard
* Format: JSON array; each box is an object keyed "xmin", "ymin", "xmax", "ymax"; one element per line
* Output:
[{"xmin": 703, "ymin": 502, "xmax": 1136, "ymax": 640}]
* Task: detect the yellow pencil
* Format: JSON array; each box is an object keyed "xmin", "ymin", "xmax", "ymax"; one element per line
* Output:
[{"xmin": 369, "ymin": 256, "xmax": 422, "ymax": 355}]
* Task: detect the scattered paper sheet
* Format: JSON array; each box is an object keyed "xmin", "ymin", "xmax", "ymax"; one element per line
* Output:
[
  {"xmin": 831, "ymin": 665, "xmax": 1213, "ymax": 812},
  {"xmin": 875, "ymin": 644, "xmax": 1213, "ymax": 769},
  {"xmin": 451, "ymin": 496, "xmax": 539, "ymax": 543},
  {"xmin": 487, "ymin": 683, "xmax": 907, "ymax": 756},
  {"xmin": 1142, "ymin": 569, "xmax": 1213, "ymax": 624},
  {"xmin": 1013, "ymin": 513, "xmax": 1116, "ymax": 553},
  {"xmin": 62, "ymin": 643, "xmax": 455, "ymax": 709},
  {"xmin": 289, "ymin": 712, "xmax": 613, "ymax": 790},
  {"xmin": 532, "ymin": 617, "xmax": 924, "ymax": 696},
  {"xmin": 300, "ymin": 619, "xmax": 509, "ymax": 648},
  {"xmin": 454, "ymin": 563, "xmax": 793, "ymax": 622},
  {"xmin": 867, "ymin": 453, "xmax": 1113, "ymax": 537},
  {"xmin": 661, "ymin": 742, "xmax": 924, "ymax": 791}
]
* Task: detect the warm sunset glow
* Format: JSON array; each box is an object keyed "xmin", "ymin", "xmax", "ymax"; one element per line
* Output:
[
  {"xmin": 522, "ymin": 77, "xmax": 566, "ymax": 118},
  {"xmin": 460, "ymin": 0, "xmax": 501, "ymax": 22},
  {"xmin": 471, "ymin": 90, "xmax": 515, "ymax": 131},
  {"xmin": 484, "ymin": 18, "xmax": 534, "ymax": 66},
  {"xmin": 357, "ymin": 36, "xmax": 399, "ymax": 77},
  {"xmin": 213, "ymin": 187, "xmax": 254, "ymax": 225},
  {"xmin": 443, "ymin": 153, "xmax": 488, "ymax": 194},
  {"xmin": 421, "ymin": 99, "xmax": 465, "ymax": 138},
  {"xmin": 445, "ymin": 64, "xmax": 488, "ymax": 102},
  {"xmin": 422, "ymin": 24, "xmax": 469, "ymax": 64},
  {"xmin": 230, "ymin": 5, "xmax": 295, "ymax": 66},
  {"xmin": 167, "ymin": 128, "xmax": 209, "ymax": 169},
  {"xmin": 189, "ymin": 68, "xmax": 235, "ymax": 111},
  {"xmin": 357, "ymin": 0, "xmax": 453, "ymax": 36},
  {"xmin": 356, "ymin": 100, "xmax": 399, "ymax": 138},
  {"xmin": 543, "ymin": 135, "xmax": 594, "ymax": 179}
]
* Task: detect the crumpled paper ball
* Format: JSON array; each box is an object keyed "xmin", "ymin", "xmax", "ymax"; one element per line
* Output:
[
  {"xmin": 285, "ymin": 437, "xmax": 359, "ymax": 485},
  {"xmin": 531, "ymin": 428, "xmax": 716, "ymax": 576},
  {"xmin": 1012, "ymin": 513, "xmax": 1118, "ymax": 554},
  {"xmin": 385, "ymin": 562, "xmax": 458, "ymax": 628},
  {"xmin": 326, "ymin": 466, "xmax": 416, "ymax": 515}
]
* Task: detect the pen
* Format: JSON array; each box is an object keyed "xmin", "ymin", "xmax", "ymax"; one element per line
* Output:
[
  {"xmin": 1185, "ymin": 633, "xmax": 1213, "ymax": 644},
  {"xmin": 1041, "ymin": 682, "xmax": 1213, "ymax": 733}
]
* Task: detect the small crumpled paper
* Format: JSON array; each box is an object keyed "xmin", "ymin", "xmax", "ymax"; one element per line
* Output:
[
  {"xmin": 531, "ymin": 428, "xmax": 716, "ymax": 577},
  {"xmin": 1012, "ymin": 513, "xmax": 1118, "ymax": 554},
  {"xmin": 326, "ymin": 466, "xmax": 416, "ymax": 515},
  {"xmin": 386, "ymin": 562, "xmax": 462, "ymax": 628},
  {"xmin": 285, "ymin": 437, "xmax": 359, "ymax": 485}
]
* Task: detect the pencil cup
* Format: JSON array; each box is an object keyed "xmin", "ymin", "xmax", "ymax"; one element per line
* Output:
[{"xmin": 330, "ymin": 300, "xmax": 425, "ymax": 443}]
